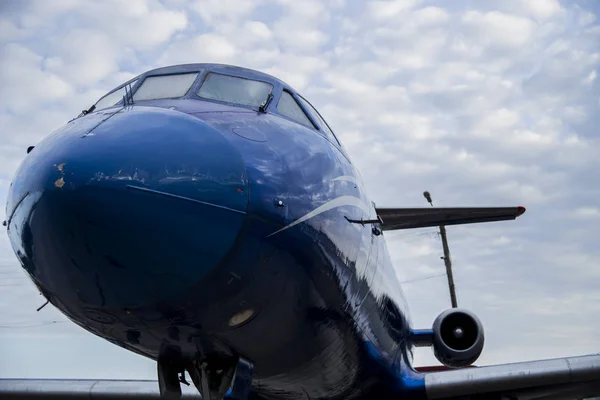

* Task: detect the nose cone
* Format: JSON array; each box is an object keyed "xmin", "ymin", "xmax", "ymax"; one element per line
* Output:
[{"xmin": 6, "ymin": 107, "xmax": 248, "ymax": 311}]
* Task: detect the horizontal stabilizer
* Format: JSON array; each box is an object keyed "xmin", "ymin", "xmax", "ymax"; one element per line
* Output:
[
  {"xmin": 422, "ymin": 353, "xmax": 600, "ymax": 399},
  {"xmin": 0, "ymin": 379, "xmax": 201, "ymax": 399},
  {"xmin": 376, "ymin": 206, "xmax": 526, "ymax": 231}
]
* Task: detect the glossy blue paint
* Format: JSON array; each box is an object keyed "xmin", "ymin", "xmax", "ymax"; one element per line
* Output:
[{"xmin": 5, "ymin": 64, "xmax": 426, "ymax": 400}]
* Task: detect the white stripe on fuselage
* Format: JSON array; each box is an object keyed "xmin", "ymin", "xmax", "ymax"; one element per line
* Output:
[{"xmin": 267, "ymin": 176, "xmax": 372, "ymax": 237}]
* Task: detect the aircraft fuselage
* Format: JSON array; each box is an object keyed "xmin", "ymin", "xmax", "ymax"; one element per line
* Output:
[{"xmin": 5, "ymin": 64, "xmax": 423, "ymax": 399}]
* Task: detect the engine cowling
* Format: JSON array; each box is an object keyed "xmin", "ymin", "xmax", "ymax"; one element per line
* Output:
[{"xmin": 432, "ymin": 308, "xmax": 484, "ymax": 368}]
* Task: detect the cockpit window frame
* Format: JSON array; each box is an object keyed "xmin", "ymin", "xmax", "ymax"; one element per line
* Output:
[
  {"xmin": 274, "ymin": 90, "xmax": 343, "ymax": 149},
  {"xmin": 275, "ymin": 90, "xmax": 317, "ymax": 130},
  {"xmin": 295, "ymin": 94, "xmax": 341, "ymax": 146},
  {"xmin": 193, "ymin": 72, "xmax": 275, "ymax": 111},
  {"xmin": 93, "ymin": 76, "xmax": 141, "ymax": 111}
]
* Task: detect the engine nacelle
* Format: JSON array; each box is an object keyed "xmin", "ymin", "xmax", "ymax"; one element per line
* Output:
[{"xmin": 432, "ymin": 308, "xmax": 484, "ymax": 368}]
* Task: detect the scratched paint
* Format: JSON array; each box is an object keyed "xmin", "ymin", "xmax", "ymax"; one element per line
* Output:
[{"xmin": 54, "ymin": 163, "xmax": 67, "ymax": 188}]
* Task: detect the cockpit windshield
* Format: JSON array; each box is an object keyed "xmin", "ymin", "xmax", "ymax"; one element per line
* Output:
[
  {"xmin": 92, "ymin": 72, "xmax": 199, "ymax": 111},
  {"xmin": 91, "ymin": 71, "xmax": 273, "ymax": 113},
  {"xmin": 197, "ymin": 73, "xmax": 273, "ymax": 108},
  {"xmin": 133, "ymin": 73, "xmax": 198, "ymax": 101}
]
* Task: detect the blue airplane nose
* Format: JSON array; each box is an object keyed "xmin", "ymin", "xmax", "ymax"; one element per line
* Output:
[{"xmin": 6, "ymin": 106, "xmax": 248, "ymax": 311}]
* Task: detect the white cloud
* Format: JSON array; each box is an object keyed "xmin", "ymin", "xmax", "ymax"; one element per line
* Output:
[
  {"xmin": 113, "ymin": 7, "xmax": 188, "ymax": 49},
  {"xmin": 519, "ymin": 0, "xmax": 563, "ymax": 20},
  {"xmin": 573, "ymin": 207, "xmax": 600, "ymax": 218},
  {"xmin": 367, "ymin": 0, "xmax": 421, "ymax": 20},
  {"xmin": 0, "ymin": 44, "xmax": 74, "ymax": 113},
  {"xmin": 190, "ymin": 0, "xmax": 260, "ymax": 25},
  {"xmin": 412, "ymin": 6, "xmax": 449, "ymax": 25},
  {"xmin": 0, "ymin": 18, "xmax": 29, "ymax": 42},
  {"xmin": 273, "ymin": 22, "xmax": 328, "ymax": 52},
  {"xmin": 48, "ymin": 29, "xmax": 120, "ymax": 86},
  {"xmin": 583, "ymin": 69, "xmax": 597, "ymax": 84},
  {"xmin": 273, "ymin": 0, "xmax": 328, "ymax": 20},
  {"xmin": 13, "ymin": 1, "xmax": 188, "ymax": 49},
  {"xmin": 244, "ymin": 20, "xmax": 273, "ymax": 40},
  {"xmin": 158, "ymin": 33, "xmax": 238, "ymax": 65},
  {"xmin": 462, "ymin": 11, "xmax": 535, "ymax": 48},
  {"xmin": 579, "ymin": 10, "xmax": 597, "ymax": 26},
  {"xmin": 477, "ymin": 108, "xmax": 521, "ymax": 132},
  {"xmin": 264, "ymin": 54, "xmax": 329, "ymax": 91}
]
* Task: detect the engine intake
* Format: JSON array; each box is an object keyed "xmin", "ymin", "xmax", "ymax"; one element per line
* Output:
[{"xmin": 432, "ymin": 308, "xmax": 484, "ymax": 368}]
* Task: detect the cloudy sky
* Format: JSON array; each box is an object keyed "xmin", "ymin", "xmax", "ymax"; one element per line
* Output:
[{"xmin": 1, "ymin": 0, "xmax": 599, "ymax": 381}]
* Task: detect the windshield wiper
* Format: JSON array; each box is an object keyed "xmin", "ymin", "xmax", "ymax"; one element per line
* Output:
[
  {"xmin": 76, "ymin": 104, "xmax": 96, "ymax": 119},
  {"xmin": 259, "ymin": 93, "xmax": 274, "ymax": 113},
  {"xmin": 122, "ymin": 83, "xmax": 134, "ymax": 106}
]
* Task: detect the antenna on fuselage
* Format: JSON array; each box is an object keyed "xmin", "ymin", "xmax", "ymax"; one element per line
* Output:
[{"xmin": 423, "ymin": 191, "xmax": 458, "ymax": 308}]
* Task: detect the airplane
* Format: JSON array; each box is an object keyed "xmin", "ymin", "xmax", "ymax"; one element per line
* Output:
[{"xmin": 1, "ymin": 63, "xmax": 599, "ymax": 400}]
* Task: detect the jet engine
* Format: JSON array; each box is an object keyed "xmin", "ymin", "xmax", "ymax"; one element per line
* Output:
[{"xmin": 432, "ymin": 308, "xmax": 484, "ymax": 368}]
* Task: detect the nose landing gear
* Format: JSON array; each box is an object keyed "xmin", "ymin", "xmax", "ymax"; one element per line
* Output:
[{"xmin": 158, "ymin": 356, "xmax": 254, "ymax": 400}]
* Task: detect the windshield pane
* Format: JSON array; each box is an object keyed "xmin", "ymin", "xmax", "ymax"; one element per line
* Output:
[
  {"xmin": 296, "ymin": 95, "xmax": 339, "ymax": 144},
  {"xmin": 198, "ymin": 73, "xmax": 273, "ymax": 107},
  {"xmin": 277, "ymin": 91, "xmax": 314, "ymax": 128},
  {"xmin": 133, "ymin": 73, "xmax": 198, "ymax": 101},
  {"xmin": 94, "ymin": 79, "xmax": 138, "ymax": 110}
]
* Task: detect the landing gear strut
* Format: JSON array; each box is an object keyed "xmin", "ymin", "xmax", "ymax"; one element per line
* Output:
[
  {"xmin": 157, "ymin": 356, "xmax": 254, "ymax": 400},
  {"xmin": 157, "ymin": 358, "xmax": 182, "ymax": 400}
]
